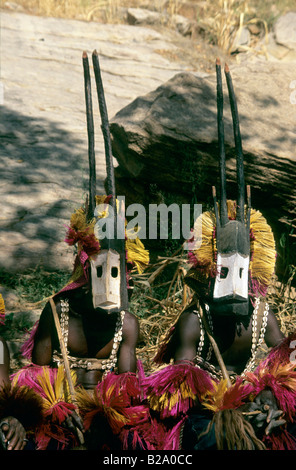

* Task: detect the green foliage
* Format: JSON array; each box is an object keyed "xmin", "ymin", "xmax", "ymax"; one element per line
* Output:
[
  {"xmin": 0, "ymin": 311, "xmax": 33, "ymax": 339},
  {"xmin": 0, "ymin": 266, "xmax": 71, "ymax": 304}
]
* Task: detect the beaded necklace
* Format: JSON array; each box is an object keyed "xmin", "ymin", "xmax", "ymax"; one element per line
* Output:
[
  {"xmin": 53, "ymin": 298, "xmax": 125, "ymax": 377},
  {"xmin": 193, "ymin": 297, "xmax": 269, "ymax": 380}
]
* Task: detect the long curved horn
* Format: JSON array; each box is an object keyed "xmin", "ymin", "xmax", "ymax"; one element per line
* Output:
[
  {"xmin": 92, "ymin": 50, "xmax": 116, "ymax": 215},
  {"xmin": 216, "ymin": 58, "xmax": 228, "ymax": 226},
  {"xmin": 246, "ymin": 184, "xmax": 251, "ymax": 233},
  {"xmin": 82, "ymin": 51, "xmax": 96, "ymax": 222},
  {"xmin": 212, "ymin": 186, "xmax": 221, "ymax": 234},
  {"xmin": 91, "ymin": 50, "xmax": 128, "ymax": 310},
  {"xmin": 224, "ymin": 64, "xmax": 245, "ymax": 223}
]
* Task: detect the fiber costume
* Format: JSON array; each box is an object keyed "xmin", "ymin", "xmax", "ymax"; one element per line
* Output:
[
  {"xmin": 0, "ymin": 294, "xmax": 4, "ymax": 325},
  {"xmin": 12, "ymin": 51, "xmax": 149, "ymax": 450},
  {"xmin": 139, "ymin": 60, "xmax": 296, "ymax": 451}
]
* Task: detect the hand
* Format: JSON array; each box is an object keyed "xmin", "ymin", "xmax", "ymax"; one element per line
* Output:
[
  {"xmin": 64, "ymin": 410, "xmax": 85, "ymax": 444},
  {"xmin": 240, "ymin": 389, "xmax": 286, "ymax": 436},
  {"xmin": 0, "ymin": 417, "xmax": 27, "ymax": 450},
  {"xmin": 65, "ymin": 410, "xmax": 84, "ymax": 432}
]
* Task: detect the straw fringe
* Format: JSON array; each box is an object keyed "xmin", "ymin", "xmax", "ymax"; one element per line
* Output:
[
  {"xmin": 186, "ymin": 200, "xmax": 276, "ymax": 297},
  {"xmin": 0, "ymin": 383, "xmax": 43, "ymax": 430},
  {"xmin": 201, "ymin": 377, "xmax": 254, "ymax": 413},
  {"xmin": 126, "ymin": 237, "xmax": 150, "ymax": 274},
  {"xmin": 12, "ymin": 365, "xmax": 76, "ymax": 423},
  {"xmin": 75, "ymin": 371, "xmax": 149, "ymax": 435},
  {"xmin": 0, "ymin": 293, "xmax": 5, "ymax": 325},
  {"xmin": 142, "ymin": 362, "xmax": 214, "ymax": 418},
  {"xmin": 249, "ymin": 208, "xmax": 276, "ymax": 295},
  {"xmin": 205, "ymin": 408, "xmax": 266, "ymax": 450}
]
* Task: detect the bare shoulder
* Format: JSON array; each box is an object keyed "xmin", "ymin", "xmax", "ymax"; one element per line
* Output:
[
  {"xmin": 39, "ymin": 296, "xmax": 65, "ymax": 325},
  {"xmin": 266, "ymin": 307, "xmax": 282, "ymax": 332},
  {"xmin": 171, "ymin": 307, "xmax": 201, "ymax": 362},
  {"xmin": 176, "ymin": 306, "xmax": 201, "ymax": 343},
  {"xmin": 265, "ymin": 306, "xmax": 285, "ymax": 348},
  {"xmin": 122, "ymin": 310, "xmax": 139, "ymax": 339},
  {"xmin": 36, "ymin": 301, "xmax": 54, "ymax": 331}
]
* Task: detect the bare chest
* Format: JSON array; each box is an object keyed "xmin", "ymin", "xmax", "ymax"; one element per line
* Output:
[
  {"xmin": 57, "ymin": 300, "xmax": 120, "ymax": 359},
  {"xmin": 69, "ymin": 316, "xmax": 114, "ymax": 358},
  {"xmin": 200, "ymin": 308, "xmax": 268, "ymax": 374}
]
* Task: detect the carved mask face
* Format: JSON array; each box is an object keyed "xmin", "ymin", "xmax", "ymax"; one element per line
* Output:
[
  {"xmin": 211, "ymin": 220, "xmax": 250, "ymax": 316},
  {"xmin": 90, "ymin": 249, "xmax": 121, "ymax": 311},
  {"xmin": 213, "ymin": 252, "xmax": 249, "ymax": 301}
]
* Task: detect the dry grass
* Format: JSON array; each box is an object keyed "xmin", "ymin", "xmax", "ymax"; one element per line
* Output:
[
  {"xmin": 132, "ymin": 248, "xmax": 191, "ymax": 371},
  {"xmin": 198, "ymin": 1, "xmax": 267, "ymax": 54},
  {"xmin": 193, "ymin": 0, "xmax": 295, "ymax": 54},
  {"xmin": 267, "ymin": 270, "xmax": 296, "ymax": 337},
  {"xmin": 1, "ymin": 0, "xmax": 295, "ymax": 45}
]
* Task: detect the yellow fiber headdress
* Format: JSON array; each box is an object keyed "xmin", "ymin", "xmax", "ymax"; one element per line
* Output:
[
  {"xmin": 0, "ymin": 293, "xmax": 5, "ymax": 325},
  {"xmin": 63, "ymin": 195, "xmax": 149, "ymax": 291},
  {"xmin": 185, "ymin": 200, "xmax": 276, "ymax": 298}
]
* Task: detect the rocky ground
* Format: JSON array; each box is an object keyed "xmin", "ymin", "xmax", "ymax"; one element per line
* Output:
[{"xmin": 0, "ymin": 7, "xmax": 295, "ymax": 364}]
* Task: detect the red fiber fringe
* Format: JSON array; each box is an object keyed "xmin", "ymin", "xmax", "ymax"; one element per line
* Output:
[
  {"xmin": 80, "ymin": 371, "xmax": 149, "ymax": 436},
  {"xmin": 141, "ymin": 362, "xmax": 214, "ymax": 418},
  {"xmin": 263, "ymin": 429, "xmax": 296, "ymax": 451}
]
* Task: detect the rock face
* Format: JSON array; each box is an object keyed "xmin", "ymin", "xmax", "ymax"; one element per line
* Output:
[
  {"xmin": 110, "ymin": 63, "xmax": 296, "ymax": 271},
  {"xmin": 127, "ymin": 7, "xmax": 165, "ymax": 25},
  {"xmin": 263, "ymin": 11, "xmax": 296, "ymax": 63},
  {"xmin": 274, "ymin": 12, "xmax": 296, "ymax": 50},
  {"xmin": 0, "ymin": 11, "xmax": 188, "ymax": 273},
  {"xmin": 1, "ymin": 10, "xmax": 296, "ymax": 275}
]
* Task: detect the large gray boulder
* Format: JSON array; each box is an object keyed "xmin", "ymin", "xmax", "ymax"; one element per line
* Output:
[
  {"xmin": 110, "ymin": 62, "xmax": 296, "ymax": 271},
  {"xmin": 274, "ymin": 12, "xmax": 296, "ymax": 50}
]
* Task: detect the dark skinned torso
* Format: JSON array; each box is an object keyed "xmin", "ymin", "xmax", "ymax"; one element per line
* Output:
[
  {"xmin": 31, "ymin": 289, "xmax": 139, "ymax": 390},
  {"xmin": 173, "ymin": 304, "xmax": 285, "ymax": 375}
]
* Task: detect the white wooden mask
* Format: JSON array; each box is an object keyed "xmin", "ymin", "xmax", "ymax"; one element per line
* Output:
[
  {"xmin": 213, "ymin": 252, "xmax": 249, "ymax": 301},
  {"xmin": 90, "ymin": 249, "xmax": 121, "ymax": 310}
]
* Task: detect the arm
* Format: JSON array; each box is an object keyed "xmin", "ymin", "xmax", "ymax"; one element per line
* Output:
[
  {"xmin": 117, "ymin": 311, "xmax": 139, "ymax": 374},
  {"xmin": 173, "ymin": 310, "xmax": 201, "ymax": 363},
  {"xmin": 264, "ymin": 308, "xmax": 285, "ymax": 348},
  {"xmin": 32, "ymin": 301, "xmax": 56, "ymax": 365}
]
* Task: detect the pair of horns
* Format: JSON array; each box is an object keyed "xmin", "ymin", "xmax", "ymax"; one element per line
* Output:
[
  {"xmin": 83, "ymin": 53, "xmax": 249, "ymax": 232},
  {"xmin": 82, "ymin": 50, "xmax": 116, "ymax": 223},
  {"xmin": 214, "ymin": 58, "xmax": 250, "ymax": 228},
  {"xmin": 82, "ymin": 51, "xmax": 129, "ymax": 310}
]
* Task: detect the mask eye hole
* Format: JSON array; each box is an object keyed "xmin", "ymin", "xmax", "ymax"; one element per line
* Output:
[
  {"xmin": 97, "ymin": 266, "xmax": 103, "ymax": 278},
  {"xmin": 111, "ymin": 267, "xmax": 118, "ymax": 278},
  {"xmin": 239, "ymin": 268, "xmax": 243, "ymax": 278},
  {"xmin": 220, "ymin": 267, "xmax": 229, "ymax": 279}
]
